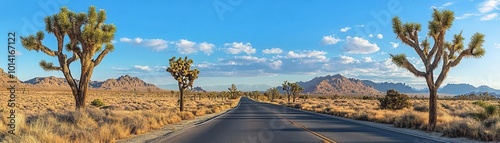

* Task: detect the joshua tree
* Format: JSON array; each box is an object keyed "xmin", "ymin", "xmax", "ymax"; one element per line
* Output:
[
  {"xmin": 166, "ymin": 56, "xmax": 200, "ymax": 111},
  {"xmin": 266, "ymin": 87, "xmax": 280, "ymax": 100},
  {"xmin": 282, "ymin": 81, "xmax": 291, "ymax": 102},
  {"xmin": 391, "ymin": 9, "xmax": 485, "ymax": 130},
  {"xmin": 290, "ymin": 83, "xmax": 304, "ymax": 102},
  {"xmin": 228, "ymin": 84, "xmax": 238, "ymax": 99},
  {"xmin": 20, "ymin": 6, "xmax": 116, "ymax": 110}
]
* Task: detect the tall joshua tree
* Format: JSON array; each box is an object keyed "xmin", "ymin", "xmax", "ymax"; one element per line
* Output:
[
  {"xmin": 290, "ymin": 83, "xmax": 304, "ymax": 103},
  {"xmin": 166, "ymin": 56, "xmax": 200, "ymax": 111},
  {"xmin": 391, "ymin": 9, "xmax": 485, "ymax": 130},
  {"xmin": 282, "ymin": 81, "xmax": 291, "ymax": 102},
  {"xmin": 228, "ymin": 84, "xmax": 238, "ymax": 99},
  {"xmin": 20, "ymin": 6, "xmax": 116, "ymax": 110}
]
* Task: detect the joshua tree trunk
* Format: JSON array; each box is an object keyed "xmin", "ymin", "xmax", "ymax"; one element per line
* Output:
[
  {"xmin": 178, "ymin": 83, "xmax": 184, "ymax": 112},
  {"xmin": 428, "ymin": 88, "xmax": 438, "ymax": 130}
]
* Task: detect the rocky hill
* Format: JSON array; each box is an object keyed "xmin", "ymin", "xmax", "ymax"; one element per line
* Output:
[
  {"xmin": 297, "ymin": 74, "xmax": 382, "ymax": 96},
  {"xmin": 24, "ymin": 76, "xmax": 69, "ymax": 89},
  {"xmin": 22, "ymin": 74, "xmax": 161, "ymax": 91},
  {"xmin": 98, "ymin": 75, "xmax": 160, "ymax": 91}
]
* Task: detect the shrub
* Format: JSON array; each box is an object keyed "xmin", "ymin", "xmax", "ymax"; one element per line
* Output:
[
  {"xmin": 484, "ymin": 104, "xmax": 498, "ymax": 117},
  {"xmin": 378, "ymin": 89, "xmax": 412, "ymax": 110},
  {"xmin": 91, "ymin": 99, "xmax": 105, "ymax": 107},
  {"xmin": 472, "ymin": 100, "xmax": 487, "ymax": 107},
  {"xmin": 394, "ymin": 112, "xmax": 426, "ymax": 129}
]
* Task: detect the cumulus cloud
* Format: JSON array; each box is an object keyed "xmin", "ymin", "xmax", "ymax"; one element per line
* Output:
[
  {"xmin": 363, "ymin": 57, "xmax": 373, "ymax": 63},
  {"xmin": 198, "ymin": 42, "xmax": 215, "ymax": 55},
  {"xmin": 481, "ymin": 13, "xmax": 498, "ymax": 21},
  {"xmin": 369, "ymin": 34, "xmax": 374, "ymax": 38},
  {"xmin": 112, "ymin": 67, "xmax": 130, "ymax": 71},
  {"xmin": 269, "ymin": 60, "xmax": 282, "ymax": 70},
  {"xmin": 342, "ymin": 36, "xmax": 380, "ymax": 54},
  {"xmin": 120, "ymin": 37, "xmax": 168, "ymax": 51},
  {"xmin": 176, "ymin": 39, "xmax": 197, "ymax": 54},
  {"xmin": 494, "ymin": 43, "xmax": 500, "ymax": 48},
  {"xmin": 225, "ymin": 42, "xmax": 256, "ymax": 55},
  {"xmin": 262, "ymin": 48, "xmax": 283, "ymax": 54},
  {"xmin": 340, "ymin": 27, "xmax": 351, "ymax": 32},
  {"xmin": 339, "ymin": 55, "xmax": 357, "ymax": 64},
  {"xmin": 134, "ymin": 65, "xmax": 152, "ymax": 71},
  {"xmin": 286, "ymin": 50, "xmax": 328, "ymax": 63},
  {"xmin": 377, "ymin": 34, "xmax": 383, "ymax": 39},
  {"xmin": 390, "ymin": 42, "xmax": 400, "ymax": 48},
  {"xmin": 321, "ymin": 35, "xmax": 342, "ymax": 45}
]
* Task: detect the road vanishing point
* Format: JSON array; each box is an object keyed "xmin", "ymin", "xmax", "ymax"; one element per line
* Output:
[{"xmin": 152, "ymin": 97, "xmax": 441, "ymax": 143}]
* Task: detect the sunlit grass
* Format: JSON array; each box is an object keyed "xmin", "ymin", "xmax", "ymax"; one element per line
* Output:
[{"xmin": 0, "ymin": 90, "xmax": 239, "ymax": 143}]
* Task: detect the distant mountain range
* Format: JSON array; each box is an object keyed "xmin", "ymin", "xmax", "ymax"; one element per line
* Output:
[
  {"xmin": 296, "ymin": 74, "xmax": 500, "ymax": 96},
  {"xmin": 1, "ymin": 67, "xmax": 498, "ymax": 96},
  {"xmin": 0, "ymin": 68, "xmax": 161, "ymax": 91}
]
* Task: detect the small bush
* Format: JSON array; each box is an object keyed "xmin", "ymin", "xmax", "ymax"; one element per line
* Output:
[
  {"xmin": 413, "ymin": 103, "xmax": 429, "ymax": 112},
  {"xmin": 91, "ymin": 99, "xmax": 105, "ymax": 107},
  {"xmin": 378, "ymin": 89, "xmax": 412, "ymax": 110},
  {"xmin": 394, "ymin": 112, "xmax": 426, "ymax": 129},
  {"xmin": 484, "ymin": 105, "xmax": 498, "ymax": 117},
  {"xmin": 472, "ymin": 100, "xmax": 487, "ymax": 107}
]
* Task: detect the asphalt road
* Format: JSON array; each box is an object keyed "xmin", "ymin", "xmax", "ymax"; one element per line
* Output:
[{"xmin": 152, "ymin": 97, "xmax": 440, "ymax": 143}]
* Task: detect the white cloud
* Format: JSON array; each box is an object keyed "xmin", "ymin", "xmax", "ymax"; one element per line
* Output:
[
  {"xmin": 286, "ymin": 50, "xmax": 329, "ymax": 63},
  {"xmin": 176, "ymin": 39, "xmax": 197, "ymax": 54},
  {"xmin": 480, "ymin": 13, "xmax": 498, "ymax": 20},
  {"xmin": 321, "ymin": 35, "xmax": 342, "ymax": 45},
  {"xmin": 479, "ymin": 0, "xmax": 500, "ymax": 13},
  {"xmin": 235, "ymin": 55, "xmax": 267, "ymax": 63},
  {"xmin": 262, "ymin": 48, "xmax": 283, "ymax": 54},
  {"xmin": 431, "ymin": 2, "xmax": 454, "ymax": 9},
  {"xmin": 369, "ymin": 34, "xmax": 374, "ymax": 38},
  {"xmin": 134, "ymin": 65, "xmax": 152, "ymax": 71},
  {"xmin": 356, "ymin": 25, "xmax": 365, "ymax": 27},
  {"xmin": 494, "ymin": 43, "xmax": 500, "ymax": 48},
  {"xmin": 363, "ymin": 57, "xmax": 373, "ymax": 63},
  {"xmin": 377, "ymin": 34, "xmax": 384, "ymax": 39},
  {"xmin": 457, "ymin": 13, "xmax": 480, "ymax": 19},
  {"xmin": 342, "ymin": 36, "xmax": 380, "ymax": 54},
  {"xmin": 270, "ymin": 60, "xmax": 282, "ymax": 70},
  {"xmin": 340, "ymin": 27, "xmax": 351, "ymax": 32},
  {"xmin": 225, "ymin": 42, "xmax": 256, "ymax": 55},
  {"xmin": 120, "ymin": 37, "xmax": 168, "ymax": 51},
  {"xmin": 390, "ymin": 42, "xmax": 400, "ymax": 48},
  {"xmin": 198, "ymin": 42, "xmax": 215, "ymax": 55},
  {"xmin": 112, "ymin": 67, "xmax": 130, "ymax": 71},
  {"xmin": 339, "ymin": 55, "xmax": 356, "ymax": 64}
]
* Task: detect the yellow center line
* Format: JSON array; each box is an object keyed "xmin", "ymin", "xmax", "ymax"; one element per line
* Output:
[{"xmin": 257, "ymin": 105, "xmax": 337, "ymax": 143}]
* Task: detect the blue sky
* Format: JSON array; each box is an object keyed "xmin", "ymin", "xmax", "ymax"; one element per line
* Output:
[{"xmin": 1, "ymin": 0, "xmax": 500, "ymax": 90}]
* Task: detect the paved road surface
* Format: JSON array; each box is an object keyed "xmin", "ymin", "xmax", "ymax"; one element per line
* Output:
[{"xmin": 152, "ymin": 97, "xmax": 440, "ymax": 143}]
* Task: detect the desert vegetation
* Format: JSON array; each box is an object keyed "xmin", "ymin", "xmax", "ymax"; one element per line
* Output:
[
  {"xmin": 390, "ymin": 9, "xmax": 486, "ymax": 130},
  {"xmin": 0, "ymin": 90, "xmax": 239, "ymax": 143},
  {"xmin": 21, "ymin": 6, "xmax": 117, "ymax": 110}
]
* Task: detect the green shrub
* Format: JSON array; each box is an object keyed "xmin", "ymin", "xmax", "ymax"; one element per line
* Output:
[
  {"xmin": 91, "ymin": 99, "xmax": 105, "ymax": 107},
  {"xmin": 472, "ymin": 100, "xmax": 487, "ymax": 107},
  {"xmin": 378, "ymin": 89, "xmax": 412, "ymax": 110},
  {"xmin": 484, "ymin": 105, "xmax": 498, "ymax": 117}
]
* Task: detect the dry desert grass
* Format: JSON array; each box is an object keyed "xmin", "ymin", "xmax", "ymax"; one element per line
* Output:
[
  {"xmin": 272, "ymin": 97, "xmax": 500, "ymax": 141},
  {"xmin": 0, "ymin": 90, "xmax": 239, "ymax": 143}
]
